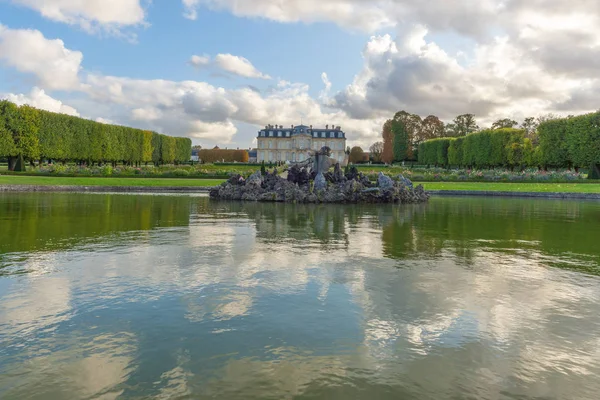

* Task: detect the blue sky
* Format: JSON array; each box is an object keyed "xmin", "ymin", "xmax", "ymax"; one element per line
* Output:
[{"xmin": 1, "ymin": 1, "xmax": 599, "ymax": 148}]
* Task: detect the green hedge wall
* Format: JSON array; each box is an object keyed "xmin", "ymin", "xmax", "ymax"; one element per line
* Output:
[
  {"xmin": 538, "ymin": 112, "xmax": 600, "ymax": 168},
  {"xmin": 0, "ymin": 100, "xmax": 191, "ymax": 166},
  {"xmin": 418, "ymin": 138, "xmax": 452, "ymax": 166},
  {"xmin": 420, "ymin": 128, "xmax": 527, "ymax": 168}
]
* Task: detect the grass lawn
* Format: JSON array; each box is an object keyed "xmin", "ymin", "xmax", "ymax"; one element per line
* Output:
[
  {"xmin": 422, "ymin": 182, "xmax": 600, "ymax": 193},
  {"xmin": 2, "ymin": 174, "xmax": 600, "ymax": 193},
  {"xmin": 0, "ymin": 175, "xmax": 225, "ymax": 187}
]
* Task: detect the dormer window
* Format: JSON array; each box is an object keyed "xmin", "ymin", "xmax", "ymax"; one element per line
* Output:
[
  {"xmin": 338, "ymin": 132, "xmax": 343, "ymax": 138},
  {"xmin": 278, "ymin": 131, "xmax": 282, "ymax": 137},
  {"xmin": 321, "ymin": 132, "xmax": 326, "ymax": 138}
]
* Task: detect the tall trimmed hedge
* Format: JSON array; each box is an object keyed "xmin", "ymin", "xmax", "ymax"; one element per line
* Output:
[
  {"xmin": 538, "ymin": 112, "xmax": 600, "ymax": 169},
  {"xmin": 420, "ymin": 128, "xmax": 526, "ymax": 168},
  {"xmin": 0, "ymin": 100, "xmax": 191, "ymax": 167},
  {"xmin": 418, "ymin": 138, "xmax": 452, "ymax": 166}
]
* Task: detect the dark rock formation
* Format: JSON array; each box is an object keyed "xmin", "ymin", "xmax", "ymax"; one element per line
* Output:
[
  {"xmin": 210, "ymin": 164, "xmax": 428, "ymax": 204},
  {"xmin": 209, "ymin": 146, "xmax": 428, "ymax": 204}
]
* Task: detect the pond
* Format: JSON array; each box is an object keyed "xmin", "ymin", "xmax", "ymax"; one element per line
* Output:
[{"xmin": 1, "ymin": 193, "xmax": 600, "ymax": 399}]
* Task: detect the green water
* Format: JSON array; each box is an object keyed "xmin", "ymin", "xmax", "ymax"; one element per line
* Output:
[{"xmin": 1, "ymin": 193, "xmax": 600, "ymax": 399}]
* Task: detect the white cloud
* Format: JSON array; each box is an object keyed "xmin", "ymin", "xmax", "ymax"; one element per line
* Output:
[
  {"xmin": 4, "ymin": 0, "xmax": 600, "ymax": 148},
  {"xmin": 0, "ymin": 25, "xmax": 82, "ymax": 90},
  {"xmin": 320, "ymin": 72, "xmax": 332, "ymax": 102},
  {"xmin": 180, "ymin": 0, "xmax": 500, "ymax": 36},
  {"xmin": 95, "ymin": 117, "xmax": 114, "ymax": 124},
  {"xmin": 78, "ymin": 73, "xmax": 381, "ymax": 146},
  {"xmin": 214, "ymin": 54, "xmax": 271, "ymax": 79},
  {"xmin": 190, "ymin": 53, "xmax": 271, "ymax": 79},
  {"xmin": 333, "ymin": 23, "xmax": 600, "ymax": 126},
  {"xmin": 182, "ymin": 0, "xmax": 200, "ymax": 20},
  {"xmin": 2, "ymin": 87, "xmax": 79, "ymax": 116},
  {"xmin": 189, "ymin": 54, "xmax": 211, "ymax": 67},
  {"xmin": 11, "ymin": 0, "xmax": 146, "ymax": 36}
]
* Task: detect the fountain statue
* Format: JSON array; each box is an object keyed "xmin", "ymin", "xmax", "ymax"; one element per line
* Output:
[{"xmin": 209, "ymin": 147, "xmax": 429, "ymax": 204}]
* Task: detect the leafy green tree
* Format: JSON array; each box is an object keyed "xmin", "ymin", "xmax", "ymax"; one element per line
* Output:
[
  {"xmin": 392, "ymin": 119, "xmax": 409, "ymax": 162},
  {"xmin": 451, "ymin": 114, "xmax": 479, "ymax": 137},
  {"xmin": 492, "ymin": 118, "xmax": 518, "ymax": 130},
  {"xmin": 392, "ymin": 111, "xmax": 422, "ymax": 159},
  {"xmin": 520, "ymin": 117, "xmax": 538, "ymax": 136},
  {"xmin": 0, "ymin": 103, "xmax": 17, "ymax": 159}
]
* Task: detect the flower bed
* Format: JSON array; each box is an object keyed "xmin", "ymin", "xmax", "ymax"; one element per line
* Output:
[{"xmin": 358, "ymin": 167, "xmax": 587, "ymax": 183}]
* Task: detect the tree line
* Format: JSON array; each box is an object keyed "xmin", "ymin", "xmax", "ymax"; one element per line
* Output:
[
  {"xmin": 0, "ymin": 100, "xmax": 191, "ymax": 170},
  {"xmin": 417, "ymin": 112, "xmax": 600, "ymax": 171}
]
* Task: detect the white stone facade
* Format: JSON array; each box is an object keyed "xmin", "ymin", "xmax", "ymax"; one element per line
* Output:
[{"xmin": 256, "ymin": 124, "xmax": 347, "ymax": 165}]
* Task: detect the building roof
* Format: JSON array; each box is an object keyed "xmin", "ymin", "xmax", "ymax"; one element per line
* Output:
[{"xmin": 258, "ymin": 124, "xmax": 345, "ymax": 138}]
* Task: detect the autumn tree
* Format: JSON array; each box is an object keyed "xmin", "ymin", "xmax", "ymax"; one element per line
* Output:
[
  {"xmin": 369, "ymin": 141, "xmax": 384, "ymax": 162},
  {"xmin": 381, "ymin": 119, "xmax": 394, "ymax": 164},
  {"xmin": 421, "ymin": 115, "xmax": 445, "ymax": 141},
  {"xmin": 348, "ymin": 146, "xmax": 365, "ymax": 163},
  {"xmin": 492, "ymin": 118, "xmax": 518, "ymax": 130}
]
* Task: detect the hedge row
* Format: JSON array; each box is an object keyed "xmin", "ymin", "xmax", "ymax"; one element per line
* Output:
[
  {"xmin": 198, "ymin": 149, "xmax": 249, "ymax": 163},
  {"xmin": 538, "ymin": 112, "xmax": 600, "ymax": 168},
  {"xmin": 0, "ymin": 100, "xmax": 191, "ymax": 165},
  {"xmin": 419, "ymin": 112, "xmax": 600, "ymax": 170},
  {"xmin": 417, "ymin": 138, "xmax": 451, "ymax": 167},
  {"xmin": 419, "ymin": 128, "xmax": 533, "ymax": 168}
]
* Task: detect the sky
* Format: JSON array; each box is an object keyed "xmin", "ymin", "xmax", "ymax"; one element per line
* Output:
[{"xmin": 0, "ymin": 0, "xmax": 599, "ymax": 149}]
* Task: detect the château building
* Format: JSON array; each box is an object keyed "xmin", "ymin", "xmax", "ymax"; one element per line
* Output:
[{"xmin": 257, "ymin": 124, "xmax": 347, "ymax": 164}]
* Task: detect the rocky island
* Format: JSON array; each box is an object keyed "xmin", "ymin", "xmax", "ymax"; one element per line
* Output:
[{"xmin": 210, "ymin": 147, "xmax": 429, "ymax": 204}]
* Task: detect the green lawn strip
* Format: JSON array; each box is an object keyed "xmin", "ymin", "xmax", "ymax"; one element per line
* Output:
[
  {"xmin": 422, "ymin": 182, "xmax": 600, "ymax": 193},
  {"xmin": 0, "ymin": 175, "xmax": 225, "ymax": 187}
]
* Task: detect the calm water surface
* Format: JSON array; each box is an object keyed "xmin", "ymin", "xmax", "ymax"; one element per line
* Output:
[{"xmin": 1, "ymin": 193, "xmax": 600, "ymax": 399}]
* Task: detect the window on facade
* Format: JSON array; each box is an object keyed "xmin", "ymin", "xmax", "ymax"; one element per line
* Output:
[{"xmin": 269, "ymin": 141, "xmax": 273, "ymax": 149}]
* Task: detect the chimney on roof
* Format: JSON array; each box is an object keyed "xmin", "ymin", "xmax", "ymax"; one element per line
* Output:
[
  {"xmin": 291, "ymin": 125, "xmax": 294, "ymax": 129},
  {"xmin": 326, "ymin": 124, "xmax": 329, "ymax": 129}
]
